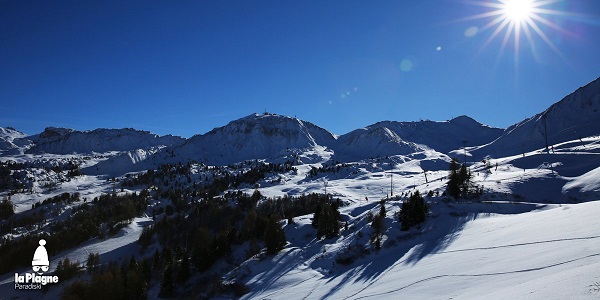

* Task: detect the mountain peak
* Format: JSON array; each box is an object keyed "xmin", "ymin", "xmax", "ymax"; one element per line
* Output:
[
  {"xmin": 0, "ymin": 126, "xmax": 27, "ymax": 138},
  {"xmin": 239, "ymin": 112, "xmax": 299, "ymax": 122},
  {"xmin": 39, "ymin": 127, "xmax": 75, "ymax": 138},
  {"xmin": 449, "ymin": 115, "xmax": 480, "ymax": 125},
  {"xmin": 0, "ymin": 127, "xmax": 31, "ymax": 155},
  {"xmin": 175, "ymin": 113, "xmax": 336, "ymax": 165}
]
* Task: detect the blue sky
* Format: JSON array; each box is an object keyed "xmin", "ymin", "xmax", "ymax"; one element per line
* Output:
[{"xmin": 2, "ymin": 0, "xmax": 600, "ymax": 138}]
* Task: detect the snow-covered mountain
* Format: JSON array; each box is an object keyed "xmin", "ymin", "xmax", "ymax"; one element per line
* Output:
[
  {"xmin": 474, "ymin": 77, "xmax": 600, "ymax": 158},
  {"xmin": 334, "ymin": 116, "xmax": 503, "ymax": 161},
  {"xmin": 379, "ymin": 115, "xmax": 502, "ymax": 153},
  {"xmin": 174, "ymin": 113, "xmax": 337, "ymax": 165},
  {"xmin": 334, "ymin": 126, "xmax": 426, "ymax": 161},
  {"xmin": 89, "ymin": 113, "xmax": 507, "ymax": 176},
  {"xmin": 0, "ymin": 127, "xmax": 33, "ymax": 155},
  {"xmin": 4, "ymin": 77, "xmax": 600, "ymax": 174},
  {"xmin": 26, "ymin": 127, "xmax": 185, "ymax": 155},
  {"xmin": 87, "ymin": 113, "xmax": 338, "ymax": 176}
]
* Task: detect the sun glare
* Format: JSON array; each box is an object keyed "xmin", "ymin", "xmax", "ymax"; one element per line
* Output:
[
  {"xmin": 463, "ymin": 0, "xmax": 569, "ymax": 65},
  {"xmin": 502, "ymin": 0, "xmax": 533, "ymax": 21}
]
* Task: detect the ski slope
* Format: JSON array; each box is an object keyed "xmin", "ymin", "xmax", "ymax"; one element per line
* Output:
[{"xmin": 236, "ymin": 200, "xmax": 600, "ymax": 300}]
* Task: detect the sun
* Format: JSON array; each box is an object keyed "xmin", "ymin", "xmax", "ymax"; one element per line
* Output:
[
  {"xmin": 502, "ymin": 0, "xmax": 533, "ymax": 21},
  {"xmin": 462, "ymin": 0, "xmax": 569, "ymax": 65}
]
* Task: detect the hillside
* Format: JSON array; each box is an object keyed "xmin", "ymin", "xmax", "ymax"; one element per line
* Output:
[
  {"xmin": 237, "ymin": 200, "xmax": 600, "ymax": 300},
  {"xmin": 175, "ymin": 113, "xmax": 337, "ymax": 165},
  {"xmin": 0, "ymin": 78, "xmax": 599, "ymax": 299},
  {"xmin": 473, "ymin": 77, "xmax": 600, "ymax": 158},
  {"xmin": 0, "ymin": 127, "xmax": 32, "ymax": 155},
  {"xmin": 27, "ymin": 127, "xmax": 185, "ymax": 155}
]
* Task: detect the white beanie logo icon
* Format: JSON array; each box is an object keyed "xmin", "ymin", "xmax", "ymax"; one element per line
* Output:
[{"xmin": 32, "ymin": 239, "xmax": 49, "ymax": 275}]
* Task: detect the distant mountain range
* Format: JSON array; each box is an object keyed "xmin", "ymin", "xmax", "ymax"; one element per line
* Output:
[{"xmin": 1, "ymin": 77, "xmax": 599, "ymax": 176}]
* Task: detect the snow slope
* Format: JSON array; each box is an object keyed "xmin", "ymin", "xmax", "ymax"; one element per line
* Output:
[
  {"xmin": 0, "ymin": 127, "xmax": 32, "ymax": 155},
  {"xmin": 2, "ymin": 135, "xmax": 600, "ymax": 299},
  {"xmin": 334, "ymin": 126, "xmax": 427, "ymax": 161},
  {"xmin": 223, "ymin": 134, "xmax": 600, "ymax": 300},
  {"xmin": 27, "ymin": 127, "xmax": 184, "ymax": 154},
  {"xmin": 357, "ymin": 116, "xmax": 502, "ymax": 153},
  {"xmin": 175, "ymin": 113, "xmax": 337, "ymax": 165},
  {"xmin": 235, "ymin": 200, "xmax": 600, "ymax": 300},
  {"xmin": 332, "ymin": 115, "xmax": 502, "ymax": 162},
  {"xmin": 474, "ymin": 77, "xmax": 600, "ymax": 158}
]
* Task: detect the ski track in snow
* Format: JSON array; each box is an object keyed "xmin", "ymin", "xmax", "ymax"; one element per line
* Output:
[
  {"xmin": 342, "ymin": 234, "xmax": 600, "ymax": 300},
  {"xmin": 438, "ymin": 235, "xmax": 600, "ymax": 254},
  {"xmin": 348, "ymin": 252, "xmax": 600, "ymax": 300}
]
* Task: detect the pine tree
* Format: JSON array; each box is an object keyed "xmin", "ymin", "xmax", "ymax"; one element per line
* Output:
[
  {"xmin": 317, "ymin": 203, "xmax": 339, "ymax": 239},
  {"xmin": 447, "ymin": 159, "xmax": 461, "ymax": 198},
  {"xmin": 192, "ymin": 227, "xmax": 213, "ymax": 271},
  {"xmin": 177, "ymin": 256, "xmax": 190, "ymax": 282},
  {"xmin": 246, "ymin": 237, "xmax": 261, "ymax": 259},
  {"xmin": 86, "ymin": 252, "xmax": 100, "ymax": 275},
  {"xmin": 159, "ymin": 264, "xmax": 174, "ymax": 298},
  {"xmin": 400, "ymin": 191, "xmax": 428, "ymax": 231},
  {"xmin": 153, "ymin": 249, "xmax": 161, "ymax": 271},
  {"xmin": 312, "ymin": 202, "xmax": 322, "ymax": 228},
  {"xmin": 458, "ymin": 164, "xmax": 472, "ymax": 198},
  {"xmin": 162, "ymin": 247, "xmax": 173, "ymax": 267},
  {"xmin": 0, "ymin": 198, "xmax": 14, "ymax": 219},
  {"xmin": 264, "ymin": 215, "xmax": 286, "ymax": 254},
  {"xmin": 141, "ymin": 258, "xmax": 152, "ymax": 283},
  {"xmin": 379, "ymin": 200, "xmax": 386, "ymax": 218}
]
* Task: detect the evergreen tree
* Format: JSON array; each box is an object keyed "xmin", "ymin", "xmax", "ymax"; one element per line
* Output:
[
  {"xmin": 159, "ymin": 264, "xmax": 174, "ymax": 298},
  {"xmin": 264, "ymin": 215, "xmax": 286, "ymax": 254},
  {"xmin": 251, "ymin": 189, "xmax": 262, "ymax": 202},
  {"xmin": 177, "ymin": 256, "xmax": 190, "ymax": 282},
  {"xmin": 379, "ymin": 200, "xmax": 386, "ymax": 218},
  {"xmin": 399, "ymin": 191, "xmax": 428, "ymax": 231},
  {"xmin": 447, "ymin": 159, "xmax": 461, "ymax": 199},
  {"xmin": 86, "ymin": 252, "xmax": 100, "ymax": 275},
  {"xmin": 246, "ymin": 237, "xmax": 261, "ymax": 259},
  {"xmin": 312, "ymin": 202, "xmax": 322, "ymax": 228},
  {"xmin": 447, "ymin": 159, "xmax": 473, "ymax": 199},
  {"xmin": 153, "ymin": 249, "xmax": 161, "ymax": 271},
  {"xmin": 162, "ymin": 247, "xmax": 173, "ymax": 267},
  {"xmin": 141, "ymin": 258, "xmax": 152, "ymax": 283},
  {"xmin": 317, "ymin": 203, "xmax": 339, "ymax": 239},
  {"xmin": 192, "ymin": 227, "xmax": 213, "ymax": 271},
  {"xmin": 371, "ymin": 199, "xmax": 387, "ymax": 239},
  {"xmin": 0, "ymin": 198, "xmax": 14, "ymax": 219},
  {"xmin": 458, "ymin": 164, "xmax": 472, "ymax": 198}
]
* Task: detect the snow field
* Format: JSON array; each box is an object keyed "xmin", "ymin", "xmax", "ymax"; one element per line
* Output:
[{"xmin": 240, "ymin": 200, "xmax": 600, "ymax": 299}]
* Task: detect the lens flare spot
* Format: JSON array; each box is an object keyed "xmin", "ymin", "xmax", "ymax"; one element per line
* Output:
[
  {"xmin": 400, "ymin": 59, "xmax": 413, "ymax": 72},
  {"xmin": 465, "ymin": 26, "xmax": 479, "ymax": 37}
]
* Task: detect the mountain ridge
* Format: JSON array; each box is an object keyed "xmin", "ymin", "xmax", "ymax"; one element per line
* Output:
[
  {"xmin": 3, "ymin": 76, "xmax": 600, "ymax": 174},
  {"xmin": 473, "ymin": 76, "xmax": 600, "ymax": 158}
]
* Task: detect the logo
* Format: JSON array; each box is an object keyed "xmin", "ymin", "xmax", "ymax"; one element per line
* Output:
[{"xmin": 14, "ymin": 239, "xmax": 59, "ymax": 290}]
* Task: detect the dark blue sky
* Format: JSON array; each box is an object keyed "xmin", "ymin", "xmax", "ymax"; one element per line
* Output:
[{"xmin": 2, "ymin": 0, "xmax": 600, "ymax": 137}]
